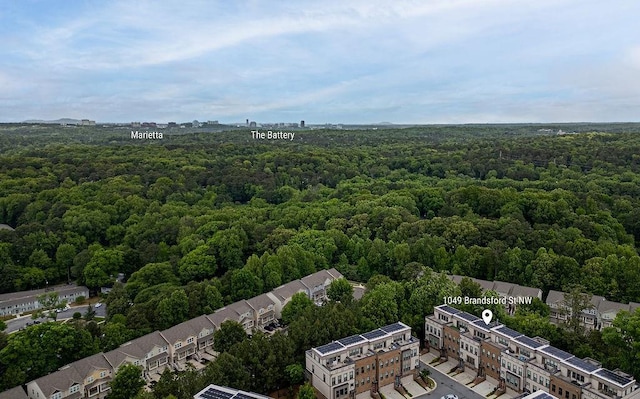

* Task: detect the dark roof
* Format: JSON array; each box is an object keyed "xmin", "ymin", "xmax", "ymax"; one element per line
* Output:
[
  {"xmin": 456, "ymin": 311, "xmax": 480, "ymax": 322},
  {"xmin": 494, "ymin": 326, "xmax": 523, "ymax": 338},
  {"xmin": 380, "ymin": 322, "xmax": 406, "ymax": 334},
  {"xmin": 316, "ymin": 341, "xmax": 344, "ymax": 355},
  {"xmin": 437, "ymin": 305, "xmax": 460, "ymax": 315},
  {"xmin": 595, "ymin": 369, "xmax": 634, "ymax": 387},
  {"xmin": 195, "ymin": 384, "xmax": 271, "ymax": 399},
  {"xmin": 515, "ymin": 335, "xmax": 545, "ymax": 349},
  {"xmin": 361, "ymin": 329, "xmax": 386, "ymax": 340},
  {"xmin": 472, "ymin": 319, "xmax": 498, "ymax": 331},
  {"xmin": 564, "ymin": 356, "xmax": 600, "ymax": 373},
  {"xmin": 541, "ymin": 346, "xmax": 573, "ymax": 360},
  {"xmin": 338, "ymin": 335, "xmax": 365, "ymax": 346}
]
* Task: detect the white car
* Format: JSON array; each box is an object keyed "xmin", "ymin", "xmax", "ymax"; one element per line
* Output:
[
  {"xmin": 95, "ymin": 303, "xmax": 102, "ymax": 308},
  {"xmin": 440, "ymin": 395, "xmax": 458, "ymax": 399}
]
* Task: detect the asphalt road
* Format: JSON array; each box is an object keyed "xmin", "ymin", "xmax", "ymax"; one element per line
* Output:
[
  {"xmin": 5, "ymin": 304, "xmax": 107, "ymax": 333},
  {"xmin": 418, "ymin": 359, "xmax": 486, "ymax": 399}
]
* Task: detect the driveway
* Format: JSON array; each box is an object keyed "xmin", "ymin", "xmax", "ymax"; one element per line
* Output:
[{"xmin": 419, "ymin": 352, "xmax": 513, "ymax": 399}]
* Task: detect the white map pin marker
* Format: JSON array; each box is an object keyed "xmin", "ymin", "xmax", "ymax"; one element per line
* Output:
[{"xmin": 482, "ymin": 309, "xmax": 493, "ymax": 325}]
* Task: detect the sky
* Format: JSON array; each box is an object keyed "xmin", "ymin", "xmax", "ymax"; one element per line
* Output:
[{"xmin": 1, "ymin": 0, "xmax": 639, "ymax": 124}]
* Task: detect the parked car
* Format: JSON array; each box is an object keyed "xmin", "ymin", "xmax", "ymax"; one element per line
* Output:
[
  {"xmin": 95, "ymin": 302, "xmax": 102, "ymax": 308},
  {"xmin": 440, "ymin": 395, "xmax": 458, "ymax": 399}
]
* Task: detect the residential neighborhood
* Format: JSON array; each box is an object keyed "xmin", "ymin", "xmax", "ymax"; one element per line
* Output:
[
  {"xmin": 1, "ymin": 269, "xmax": 345, "ymax": 399},
  {"xmin": 425, "ymin": 305, "xmax": 639, "ymax": 399}
]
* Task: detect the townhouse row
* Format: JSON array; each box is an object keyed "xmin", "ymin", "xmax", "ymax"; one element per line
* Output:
[
  {"xmin": 546, "ymin": 290, "xmax": 640, "ymax": 331},
  {"xmin": 305, "ymin": 321, "xmax": 420, "ymax": 399},
  {"xmin": 425, "ymin": 305, "xmax": 640, "ymax": 399},
  {"xmin": 0, "ymin": 268, "xmax": 344, "ymax": 399},
  {"xmin": 0, "ymin": 285, "xmax": 89, "ymax": 316},
  {"xmin": 447, "ymin": 275, "xmax": 640, "ymax": 331}
]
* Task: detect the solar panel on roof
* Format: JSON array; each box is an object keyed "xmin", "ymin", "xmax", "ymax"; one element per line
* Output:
[
  {"xmin": 317, "ymin": 342, "xmax": 343, "ymax": 354},
  {"xmin": 596, "ymin": 369, "xmax": 633, "ymax": 386},
  {"xmin": 542, "ymin": 346, "xmax": 573, "ymax": 360},
  {"xmin": 380, "ymin": 323, "xmax": 405, "ymax": 333},
  {"xmin": 201, "ymin": 388, "xmax": 234, "ymax": 399},
  {"xmin": 457, "ymin": 312, "xmax": 480, "ymax": 322},
  {"xmin": 439, "ymin": 305, "xmax": 461, "ymax": 314},
  {"xmin": 565, "ymin": 356, "xmax": 599, "ymax": 372},
  {"xmin": 515, "ymin": 335, "xmax": 544, "ymax": 349},
  {"xmin": 339, "ymin": 335, "xmax": 365, "ymax": 346},
  {"xmin": 472, "ymin": 319, "xmax": 497, "ymax": 331},
  {"xmin": 495, "ymin": 326, "xmax": 522, "ymax": 338},
  {"xmin": 361, "ymin": 329, "xmax": 387, "ymax": 340},
  {"xmin": 234, "ymin": 393, "xmax": 261, "ymax": 399}
]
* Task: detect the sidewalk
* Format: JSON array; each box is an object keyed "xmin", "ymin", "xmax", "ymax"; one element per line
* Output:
[
  {"xmin": 376, "ymin": 375, "xmax": 431, "ymax": 399},
  {"xmin": 421, "ymin": 352, "xmax": 514, "ymax": 399}
]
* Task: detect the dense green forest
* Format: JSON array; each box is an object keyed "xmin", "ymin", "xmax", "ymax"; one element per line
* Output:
[{"xmin": 1, "ymin": 123, "xmax": 640, "ymax": 396}]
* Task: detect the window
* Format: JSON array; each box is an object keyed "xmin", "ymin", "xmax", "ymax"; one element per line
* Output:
[
  {"xmin": 174, "ymin": 342, "xmax": 182, "ymax": 349},
  {"xmin": 187, "ymin": 337, "xmax": 194, "ymax": 344},
  {"xmin": 69, "ymin": 385, "xmax": 80, "ymax": 394},
  {"xmin": 100, "ymin": 371, "xmax": 107, "ymax": 378},
  {"xmin": 559, "ymin": 388, "xmax": 563, "ymax": 395},
  {"xmin": 552, "ymin": 385, "xmax": 556, "ymax": 393},
  {"xmin": 87, "ymin": 376, "xmax": 94, "ymax": 384}
]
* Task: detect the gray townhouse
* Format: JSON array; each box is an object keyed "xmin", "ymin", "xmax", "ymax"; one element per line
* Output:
[
  {"xmin": 267, "ymin": 279, "xmax": 309, "ymax": 318},
  {"xmin": 160, "ymin": 315, "xmax": 217, "ymax": 371},
  {"xmin": 0, "ymin": 285, "xmax": 89, "ymax": 316},
  {"xmin": 300, "ymin": 268, "xmax": 343, "ymax": 304},
  {"xmin": 246, "ymin": 293, "xmax": 277, "ymax": 331}
]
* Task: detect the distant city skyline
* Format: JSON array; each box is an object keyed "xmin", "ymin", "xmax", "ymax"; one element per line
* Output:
[{"xmin": 1, "ymin": 1, "xmax": 639, "ymax": 124}]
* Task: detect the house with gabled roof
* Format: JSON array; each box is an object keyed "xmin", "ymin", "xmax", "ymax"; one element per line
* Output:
[
  {"xmin": 300, "ymin": 268, "xmax": 343, "ymax": 304},
  {"xmin": 0, "ymin": 386, "xmax": 27, "ymax": 399},
  {"xmin": 70, "ymin": 353, "xmax": 113, "ymax": 399},
  {"xmin": 27, "ymin": 363, "xmax": 83, "ymax": 399},
  {"xmin": 246, "ymin": 293, "xmax": 277, "ymax": 330},
  {"xmin": 267, "ymin": 280, "xmax": 308, "ymax": 318},
  {"xmin": 160, "ymin": 314, "xmax": 217, "ymax": 369},
  {"xmin": 104, "ymin": 331, "xmax": 170, "ymax": 380},
  {"xmin": 208, "ymin": 303, "xmax": 255, "ymax": 334},
  {"xmin": 226, "ymin": 300, "xmax": 255, "ymax": 333}
]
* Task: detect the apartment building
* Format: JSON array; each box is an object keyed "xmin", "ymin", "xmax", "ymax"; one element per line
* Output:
[
  {"xmin": 305, "ymin": 322, "xmax": 420, "ymax": 399},
  {"xmin": 7, "ymin": 268, "xmax": 345, "ymax": 399},
  {"xmin": 425, "ymin": 305, "xmax": 640, "ymax": 399},
  {"xmin": 0, "ymin": 285, "xmax": 89, "ymax": 316}
]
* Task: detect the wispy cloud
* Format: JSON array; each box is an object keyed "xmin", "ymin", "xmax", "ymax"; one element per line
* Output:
[{"xmin": 1, "ymin": 0, "xmax": 639, "ymax": 122}]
